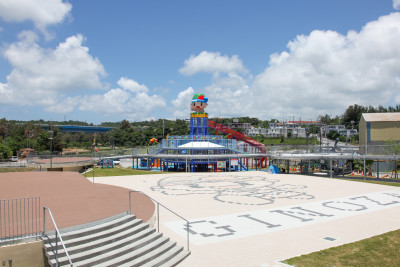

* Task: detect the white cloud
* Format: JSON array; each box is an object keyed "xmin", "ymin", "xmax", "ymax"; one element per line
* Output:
[
  {"xmin": 79, "ymin": 78, "xmax": 166, "ymax": 121},
  {"xmin": 249, "ymin": 12, "xmax": 400, "ymax": 119},
  {"xmin": 394, "ymin": 0, "xmax": 400, "ymax": 10},
  {"xmin": 171, "ymin": 87, "xmax": 195, "ymax": 118},
  {"xmin": 0, "ymin": 32, "xmax": 106, "ymax": 106},
  {"xmin": 0, "ymin": 0, "xmax": 72, "ymax": 32},
  {"xmin": 175, "ymin": 13, "xmax": 400, "ymax": 121},
  {"xmin": 117, "ymin": 77, "xmax": 149, "ymax": 93},
  {"xmin": 179, "ymin": 51, "xmax": 247, "ymax": 76},
  {"xmin": 172, "ymin": 74, "xmax": 252, "ymax": 119}
]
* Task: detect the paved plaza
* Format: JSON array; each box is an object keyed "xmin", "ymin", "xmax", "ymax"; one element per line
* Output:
[{"xmin": 94, "ymin": 172, "xmax": 400, "ymax": 267}]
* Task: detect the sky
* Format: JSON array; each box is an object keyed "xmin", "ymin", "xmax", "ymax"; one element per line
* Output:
[{"xmin": 0, "ymin": 0, "xmax": 400, "ymax": 124}]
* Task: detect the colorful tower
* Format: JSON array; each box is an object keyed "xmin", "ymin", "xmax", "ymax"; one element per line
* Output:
[{"xmin": 189, "ymin": 93, "xmax": 209, "ymax": 136}]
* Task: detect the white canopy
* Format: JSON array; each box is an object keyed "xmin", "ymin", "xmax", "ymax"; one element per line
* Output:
[{"xmin": 178, "ymin": 141, "xmax": 225, "ymax": 149}]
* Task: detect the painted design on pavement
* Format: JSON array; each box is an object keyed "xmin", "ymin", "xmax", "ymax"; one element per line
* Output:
[
  {"xmin": 165, "ymin": 190, "xmax": 400, "ymax": 245},
  {"xmin": 151, "ymin": 173, "xmax": 315, "ymax": 206}
]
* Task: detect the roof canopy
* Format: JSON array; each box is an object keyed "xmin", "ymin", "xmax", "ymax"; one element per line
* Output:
[
  {"xmin": 178, "ymin": 141, "xmax": 225, "ymax": 149},
  {"xmin": 362, "ymin": 113, "xmax": 400, "ymax": 122}
]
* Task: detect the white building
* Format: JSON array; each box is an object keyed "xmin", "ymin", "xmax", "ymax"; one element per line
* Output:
[
  {"xmin": 246, "ymin": 124, "xmax": 306, "ymax": 138},
  {"xmin": 322, "ymin": 125, "xmax": 357, "ymax": 137}
]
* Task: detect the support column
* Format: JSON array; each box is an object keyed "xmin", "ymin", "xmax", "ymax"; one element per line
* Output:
[
  {"xmin": 363, "ymin": 158, "xmax": 366, "ymax": 180},
  {"xmin": 330, "ymin": 160, "xmax": 333, "ymax": 178},
  {"xmin": 342, "ymin": 160, "xmax": 345, "ymax": 177},
  {"xmin": 377, "ymin": 160, "xmax": 379, "ymax": 179},
  {"xmin": 287, "ymin": 160, "xmax": 289, "ymax": 174}
]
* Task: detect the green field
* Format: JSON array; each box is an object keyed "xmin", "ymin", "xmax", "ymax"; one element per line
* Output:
[
  {"xmin": 83, "ymin": 166, "xmax": 164, "ymax": 177},
  {"xmin": 283, "ymin": 178, "xmax": 400, "ymax": 266},
  {"xmin": 283, "ymin": 229, "xmax": 400, "ymax": 267},
  {"xmin": 0, "ymin": 167, "xmax": 37, "ymax": 172}
]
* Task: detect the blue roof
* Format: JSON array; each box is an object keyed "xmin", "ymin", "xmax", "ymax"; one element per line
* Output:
[{"xmin": 58, "ymin": 125, "xmax": 113, "ymax": 133}]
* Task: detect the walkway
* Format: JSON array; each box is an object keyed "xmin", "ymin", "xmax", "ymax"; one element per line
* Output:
[
  {"xmin": 94, "ymin": 172, "xmax": 400, "ymax": 266},
  {"xmin": 0, "ymin": 172, "xmax": 154, "ymax": 232}
]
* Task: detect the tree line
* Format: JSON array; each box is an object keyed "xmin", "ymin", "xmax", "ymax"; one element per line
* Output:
[{"xmin": 0, "ymin": 104, "xmax": 399, "ymax": 159}]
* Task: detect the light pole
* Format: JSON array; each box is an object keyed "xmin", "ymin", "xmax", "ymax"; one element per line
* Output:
[
  {"xmin": 350, "ymin": 120, "xmax": 355, "ymax": 145},
  {"xmin": 49, "ymin": 130, "xmax": 53, "ymax": 168},
  {"xmin": 162, "ymin": 119, "xmax": 165, "ymax": 139}
]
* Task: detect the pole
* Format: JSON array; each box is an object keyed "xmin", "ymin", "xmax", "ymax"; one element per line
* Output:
[
  {"xmin": 363, "ymin": 158, "xmax": 366, "ymax": 180},
  {"xmin": 162, "ymin": 119, "xmax": 165, "ymax": 140}
]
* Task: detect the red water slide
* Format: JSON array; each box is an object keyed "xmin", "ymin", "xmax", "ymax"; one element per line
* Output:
[{"xmin": 208, "ymin": 120, "xmax": 266, "ymax": 153}]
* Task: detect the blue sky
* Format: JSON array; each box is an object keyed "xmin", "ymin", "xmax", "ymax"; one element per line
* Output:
[{"xmin": 0, "ymin": 0, "xmax": 399, "ymax": 124}]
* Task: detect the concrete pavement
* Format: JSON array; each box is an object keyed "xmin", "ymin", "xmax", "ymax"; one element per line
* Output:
[{"xmin": 94, "ymin": 171, "xmax": 400, "ymax": 266}]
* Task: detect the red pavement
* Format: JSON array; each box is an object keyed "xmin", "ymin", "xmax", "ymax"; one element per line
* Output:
[{"xmin": 0, "ymin": 172, "xmax": 154, "ymax": 232}]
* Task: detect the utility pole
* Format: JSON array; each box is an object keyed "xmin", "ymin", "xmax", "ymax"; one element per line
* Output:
[
  {"xmin": 49, "ymin": 121, "xmax": 54, "ymax": 169},
  {"xmin": 5, "ymin": 123, "xmax": 8, "ymax": 147}
]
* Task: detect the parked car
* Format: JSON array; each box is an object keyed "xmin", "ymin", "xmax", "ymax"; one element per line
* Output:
[
  {"xmin": 113, "ymin": 159, "xmax": 120, "ymax": 165},
  {"xmin": 10, "ymin": 156, "xmax": 18, "ymax": 162}
]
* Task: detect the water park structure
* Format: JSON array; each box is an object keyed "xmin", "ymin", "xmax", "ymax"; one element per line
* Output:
[{"xmin": 138, "ymin": 93, "xmax": 268, "ymax": 172}]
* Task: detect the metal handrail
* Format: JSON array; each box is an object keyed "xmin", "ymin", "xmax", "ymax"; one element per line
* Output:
[
  {"xmin": 129, "ymin": 190, "xmax": 190, "ymax": 251},
  {"xmin": 0, "ymin": 196, "xmax": 41, "ymax": 241},
  {"xmin": 43, "ymin": 207, "xmax": 73, "ymax": 266}
]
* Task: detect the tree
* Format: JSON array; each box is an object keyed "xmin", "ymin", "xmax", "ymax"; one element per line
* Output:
[
  {"xmin": 0, "ymin": 143, "xmax": 12, "ymax": 159},
  {"xmin": 121, "ymin": 119, "xmax": 130, "ymax": 130}
]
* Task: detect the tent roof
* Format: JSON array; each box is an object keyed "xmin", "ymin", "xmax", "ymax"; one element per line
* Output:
[{"xmin": 178, "ymin": 141, "xmax": 225, "ymax": 149}]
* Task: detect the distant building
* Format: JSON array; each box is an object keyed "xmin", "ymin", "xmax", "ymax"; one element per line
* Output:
[
  {"xmin": 246, "ymin": 123, "xmax": 306, "ymax": 138},
  {"xmin": 321, "ymin": 125, "xmax": 357, "ymax": 137},
  {"xmin": 224, "ymin": 122, "xmax": 252, "ymax": 131},
  {"xmin": 359, "ymin": 113, "xmax": 400, "ymax": 154}
]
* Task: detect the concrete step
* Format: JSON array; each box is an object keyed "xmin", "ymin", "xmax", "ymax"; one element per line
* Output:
[
  {"xmin": 96, "ymin": 236, "xmax": 173, "ymax": 266},
  {"xmin": 120, "ymin": 241, "xmax": 177, "ymax": 266},
  {"xmin": 43, "ymin": 214, "xmax": 137, "ymax": 244},
  {"xmin": 139, "ymin": 244, "xmax": 187, "ymax": 267},
  {"xmin": 44, "ymin": 217, "xmax": 143, "ymax": 253},
  {"xmin": 46, "ymin": 222, "xmax": 152, "ymax": 261},
  {"xmin": 43, "ymin": 214, "xmax": 190, "ymax": 266},
  {"xmin": 72, "ymin": 233, "xmax": 167, "ymax": 267},
  {"xmin": 159, "ymin": 250, "xmax": 191, "ymax": 267}
]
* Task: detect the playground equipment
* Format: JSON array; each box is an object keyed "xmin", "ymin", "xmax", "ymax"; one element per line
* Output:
[{"xmin": 141, "ymin": 93, "xmax": 267, "ymax": 172}]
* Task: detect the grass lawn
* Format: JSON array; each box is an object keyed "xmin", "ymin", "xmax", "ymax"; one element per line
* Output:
[
  {"xmin": 283, "ymin": 178, "xmax": 400, "ymax": 266},
  {"xmin": 0, "ymin": 167, "xmax": 37, "ymax": 173},
  {"xmin": 83, "ymin": 166, "xmax": 164, "ymax": 177},
  {"xmin": 283, "ymin": 229, "xmax": 400, "ymax": 267}
]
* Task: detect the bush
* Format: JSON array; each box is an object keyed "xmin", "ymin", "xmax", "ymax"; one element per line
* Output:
[{"xmin": 0, "ymin": 143, "xmax": 12, "ymax": 159}]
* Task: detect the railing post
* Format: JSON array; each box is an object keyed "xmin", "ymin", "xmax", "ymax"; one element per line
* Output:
[
  {"xmin": 55, "ymin": 230, "xmax": 58, "ymax": 264},
  {"xmin": 42, "ymin": 207, "xmax": 46, "ymax": 236},
  {"xmin": 129, "ymin": 192, "xmax": 132, "ymax": 215},
  {"xmin": 157, "ymin": 203, "xmax": 160, "ymax": 232}
]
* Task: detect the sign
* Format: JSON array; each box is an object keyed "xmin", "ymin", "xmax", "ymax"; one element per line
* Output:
[
  {"xmin": 217, "ymin": 161, "xmax": 226, "ymax": 168},
  {"xmin": 230, "ymin": 158, "xmax": 239, "ymax": 166}
]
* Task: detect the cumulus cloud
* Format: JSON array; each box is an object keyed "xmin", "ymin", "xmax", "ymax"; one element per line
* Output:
[
  {"xmin": 79, "ymin": 79, "xmax": 166, "ymax": 121},
  {"xmin": 117, "ymin": 77, "xmax": 149, "ymax": 93},
  {"xmin": 179, "ymin": 51, "xmax": 247, "ymax": 76},
  {"xmin": 0, "ymin": 32, "xmax": 106, "ymax": 106},
  {"xmin": 250, "ymin": 12, "xmax": 400, "ymax": 119},
  {"xmin": 394, "ymin": 0, "xmax": 400, "ymax": 10},
  {"xmin": 171, "ymin": 87, "xmax": 195, "ymax": 118},
  {"xmin": 174, "ymin": 13, "xmax": 400, "ymax": 121},
  {"xmin": 0, "ymin": 0, "xmax": 72, "ymax": 36}
]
